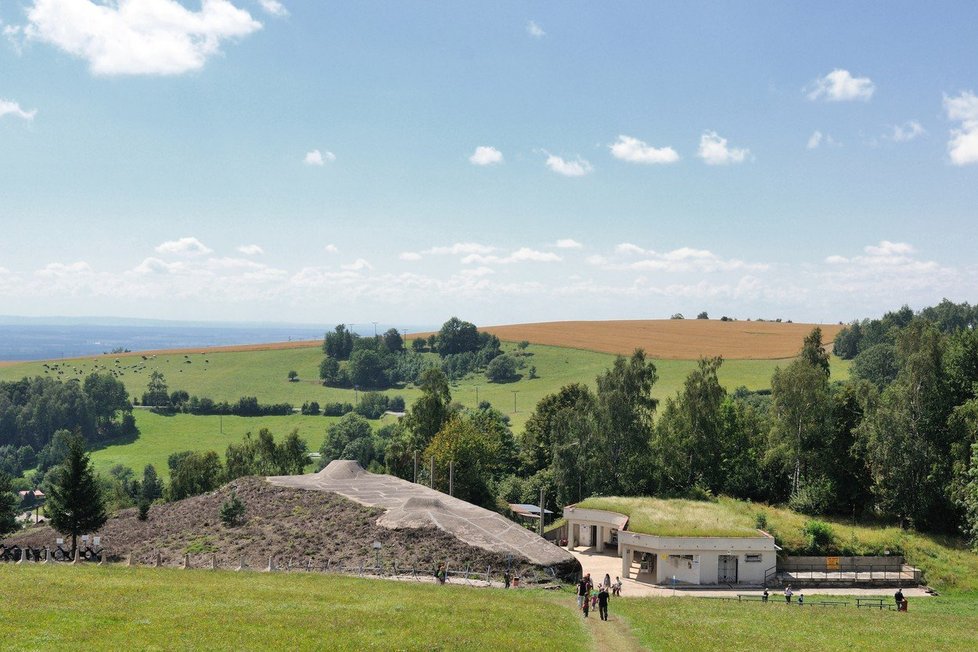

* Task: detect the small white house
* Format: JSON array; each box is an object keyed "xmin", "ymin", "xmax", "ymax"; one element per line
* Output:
[{"xmin": 564, "ymin": 505, "xmax": 778, "ymax": 586}]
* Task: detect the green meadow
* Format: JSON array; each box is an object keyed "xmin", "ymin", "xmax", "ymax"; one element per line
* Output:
[
  {"xmin": 615, "ymin": 592, "xmax": 978, "ymax": 652},
  {"xmin": 0, "ymin": 565, "xmax": 586, "ymax": 651},
  {"xmin": 1, "ymin": 341, "xmax": 851, "ymax": 479},
  {"xmin": 0, "ymin": 564, "xmax": 975, "ymax": 652},
  {"xmin": 0, "ymin": 341, "xmax": 851, "ymax": 436}
]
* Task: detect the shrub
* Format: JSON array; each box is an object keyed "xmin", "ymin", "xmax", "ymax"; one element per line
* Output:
[
  {"xmin": 220, "ymin": 491, "xmax": 245, "ymax": 527},
  {"xmin": 485, "ymin": 354, "xmax": 518, "ymax": 383},
  {"xmin": 803, "ymin": 519, "xmax": 835, "ymax": 554},
  {"xmin": 301, "ymin": 401, "xmax": 320, "ymax": 416},
  {"xmin": 754, "ymin": 512, "xmax": 768, "ymax": 531},
  {"xmin": 137, "ymin": 500, "xmax": 150, "ymax": 521},
  {"xmin": 322, "ymin": 402, "xmax": 354, "ymax": 417},
  {"xmin": 528, "ymin": 365, "xmax": 538, "ymax": 379},
  {"xmin": 355, "ymin": 392, "xmax": 390, "ymax": 419},
  {"xmin": 788, "ymin": 476, "xmax": 834, "ymax": 516}
]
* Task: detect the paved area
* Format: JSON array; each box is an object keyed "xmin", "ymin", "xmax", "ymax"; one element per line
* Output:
[
  {"xmin": 569, "ymin": 548, "xmax": 932, "ymax": 598},
  {"xmin": 268, "ymin": 461, "xmax": 577, "ymax": 573}
]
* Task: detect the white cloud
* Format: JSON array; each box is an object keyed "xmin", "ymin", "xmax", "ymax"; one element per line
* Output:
[
  {"xmin": 615, "ymin": 243, "xmax": 650, "ymax": 255},
  {"xmin": 807, "ymin": 69, "xmax": 875, "ymax": 102},
  {"xmin": 304, "ymin": 149, "xmax": 335, "ymax": 166},
  {"xmin": 807, "ymin": 130, "xmax": 840, "ymax": 149},
  {"xmin": 527, "ymin": 20, "xmax": 545, "ymax": 38},
  {"xmin": 944, "ymin": 91, "xmax": 978, "ymax": 166},
  {"xmin": 545, "ymin": 152, "xmax": 593, "ymax": 177},
  {"xmin": 889, "ymin": 120, "xmax": 925, "ymax": 142},
  {"xmin": 0, "ymin": 99, "xmax": 37, "ymax": 120},
  {"xmin": 554, "ymin": 239, "xmax": 583, "ymax": 249},
  {"xmin": 864, "ymin": 240, "xmax": 915, "ymax": 258},
  {"xmin": 257, "ymin": 0, "xmax": 287, "ymax": 17},
  {"xmin": 424, "ymin": 242, "xmax": 495, "ymax": 256},
  {"xmin": 341, "ymin": 258, "xmax": 373, "ymax": 271},
  {"xmin": 399, "ymin": 252, "xmax": 422, "ymax": 261},
  {"xmin": 824, "ymin": 255, "xmax": 848, "ymax": 265},
  {"xmin": 155, "ymin": 237, "xmax": 213, "ymax": 257},
  {"xmin": 462, "ymin": 247, "xmax": 562, "ymax": 265},
  {"xmin": 323, "ymin": 244, "xmax": 338, "ymax": 254},
  {"xmin": 609, "ymin": 135, "xmax": 679, "ymax": 164},
  {"xmin": 697, "ymin": 131, "xmax": 750, "ymax": 165},
  {"xmin": 21, "ymin": 0, "xmax": 262, "ymax": 76},
  {"xmin": 36, "ymin": 261, "xmax": 93, "ymax": 277},
  {"xmin": 468, "ymin": 145, "xmax": 503, "ymax": 166},
  {"xmin": 237, "ymin": 244, "xmax": 264, "ymax": 256}
]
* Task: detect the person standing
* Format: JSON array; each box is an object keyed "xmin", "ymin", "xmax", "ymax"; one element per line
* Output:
[
  {"xmin": 577, "ymin": 576, "xmax": 589, "ymax": 610},
  {"xmin": 784, "ymin": 586, "xmax": 793, "ymax": 603},
  {"xmin": 894, "ymin": 588, "xmax": 904, "ymax": 608},
  {"xmin": 603, "ymin": 573, "xmax": 611, "ymax": 588},
  {"xmin": 613, "ymin": 577, "xmax": 622, "ymax": 597},
  {"xmin": 598, "ymin": 585, "xmax": 610, "ymax": 621},
  {"xmin": 762, "ymin": 588, "xmax": 769, "ymax": 602}
]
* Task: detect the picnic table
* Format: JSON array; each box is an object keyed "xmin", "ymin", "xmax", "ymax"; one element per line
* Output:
[{"xmin": 856, "ymin": 598, "xmax": 892, "ymax": 610}]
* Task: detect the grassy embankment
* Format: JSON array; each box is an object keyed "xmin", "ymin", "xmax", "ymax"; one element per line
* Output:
[
  {"xmin": 0, "ymin": 565, "xmax": 586, "ymax": 651},
  {"xmin": 577, "ymin": 496, "xmax": 978, "ymax": 593}
]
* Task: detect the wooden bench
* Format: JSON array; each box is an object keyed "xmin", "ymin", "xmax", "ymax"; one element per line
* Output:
[
  {"xmin": 856, "ymin": 598, "xmax": 889, "ymax": 609},
  {"xmin": 737, "ymin": 594, "xmax": 769, "ymax": 602},
  {"xmin": 812, "ymin": 601, "xmax": 849, "ymax": 607}
]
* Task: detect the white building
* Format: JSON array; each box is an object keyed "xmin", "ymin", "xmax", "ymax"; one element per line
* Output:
[{"xmin": 563, "ymin": 505, "xmax": 778, "ymax": 586}]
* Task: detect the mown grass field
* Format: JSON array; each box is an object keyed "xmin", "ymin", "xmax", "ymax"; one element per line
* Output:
[
  {"xmin": 0, "ymin": 565, "xmax": 587, "ymax": 651},
  {"xmin": 87, "ymin": 411, "xmax": 378, "ymax": 480},
  {"xmin": 1, "ymin": 564, "xmax": 975, "ymax": 652},
  {"xmin": 576, "ymin": 495, "xmax": 978, "ymax": 592},
  {"xmin": 615, "ymin": 592, "xmax": 978, "ymax": 652}
]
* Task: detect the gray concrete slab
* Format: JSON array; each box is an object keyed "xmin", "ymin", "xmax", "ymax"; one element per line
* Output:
[{"xmin": 267, "ymin": 461, "xmax": 577, "ymax": 574}]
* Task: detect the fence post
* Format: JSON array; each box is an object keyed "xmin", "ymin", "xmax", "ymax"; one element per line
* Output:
[{"xmin": 183, "ymin": 553, "xmax": 191, "ymax": 570}]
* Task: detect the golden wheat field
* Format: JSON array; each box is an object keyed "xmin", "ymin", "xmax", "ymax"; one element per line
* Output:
[{"xmin": 480, "ymin": 319, "xmax": 843, "ymax": 360}]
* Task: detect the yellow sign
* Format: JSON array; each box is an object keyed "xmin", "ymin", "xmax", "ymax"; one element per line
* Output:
[{"xmin": 826, "ymin": 556, "xmax": 841, "ymax": 571}]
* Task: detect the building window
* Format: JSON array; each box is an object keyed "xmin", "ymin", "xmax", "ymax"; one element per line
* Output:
[{"xmin": 745, "ymin": 554, "xmax": 762, "ymax": 563}]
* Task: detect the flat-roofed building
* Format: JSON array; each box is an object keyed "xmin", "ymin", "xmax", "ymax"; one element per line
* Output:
[{"xmin": 564, "ymin": 504, "xmax": 778, "ymax": 586}]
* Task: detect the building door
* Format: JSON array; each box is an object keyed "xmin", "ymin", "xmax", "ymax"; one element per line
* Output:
[{"xmin": 718, "ymin": 555, "xmax": 738, "ymax": 583}]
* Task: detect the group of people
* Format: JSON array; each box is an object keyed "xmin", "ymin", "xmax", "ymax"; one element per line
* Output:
[{"xmin": 576, "ymin": 573, "xmax": 622, "ymax": 621}]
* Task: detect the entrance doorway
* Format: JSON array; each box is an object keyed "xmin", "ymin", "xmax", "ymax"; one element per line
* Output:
[{"xmin": 718, "ymin": 555, "xmax": 738, "ymax": 583}]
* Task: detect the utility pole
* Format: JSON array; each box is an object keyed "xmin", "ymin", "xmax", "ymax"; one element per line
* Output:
[
  {"xmin": 512, "ymin": 390, "xmax": 518, "ymax": 414},
  {"xmin": 475, "ymin": 386, "xmax": 479, "ymax": 404},
  {"xmin": 430, "ymin": 456, "xmax": 435, "ymax": 490},
  {"xmin": 538, "ymin": 487, "xmax": 545, "ymax": 537},
  {"xmin": 449, "ymin": 461, "xmax": 454, "ymax": 497},
  {"xmin": 413, "ymin": 451, "xmax": 419, "ymax": 484}
]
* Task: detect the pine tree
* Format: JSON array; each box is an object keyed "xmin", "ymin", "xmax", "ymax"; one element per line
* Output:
[
  {"xmin": 46, "ymin": 434, "xmax": 107, "ymax": 558},
  {"xmin": 0, "ymin": 472, "xmax": 18, "ymax": 537}
]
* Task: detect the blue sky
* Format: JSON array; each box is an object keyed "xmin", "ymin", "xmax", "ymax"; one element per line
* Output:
[{"xmin": 1, "ymin": 1, "xmax": 976, "ymax": 326}]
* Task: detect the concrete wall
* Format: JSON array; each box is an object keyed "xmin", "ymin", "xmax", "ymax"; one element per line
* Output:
[{"xmin": 780, "ymin": 556, "xmax": 905, "ymax": 571}]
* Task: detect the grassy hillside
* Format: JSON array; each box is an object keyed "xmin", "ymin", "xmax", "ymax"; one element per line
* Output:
[
  {"xmin": 576, "ymin": 495, "xmax": 978, "ymax": 592},
  {"xmin": 0, "ymin": 566, "xmax": 586, "ymax": 651},
  {"xmin": 0, "ymin": 341, "xmax": 850, "ymax": 436}
]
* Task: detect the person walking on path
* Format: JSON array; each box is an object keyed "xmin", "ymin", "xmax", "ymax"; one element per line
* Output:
[
  {"xmin": 603, "ymin": 573, "xmax": 611, "ymax": 588},
  {"xmin": 577, "ymin": 576, "xmax": 589, "ymax": 609},
  {"xmin": 598, "ymin": 585, "xmax": 610, "ymax": 621},
  {"xmin": 784, "ymin": 586, "xmax": 793, "ymax": 604},
  {"xmin": 612, "ymin": 577, "xmax": 622, "ymax": 597}
]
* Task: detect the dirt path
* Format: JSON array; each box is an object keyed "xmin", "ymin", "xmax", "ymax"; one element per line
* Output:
[{"xmin": 562, "ymin": 596, "xmax": 645, "ymax": 652}]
